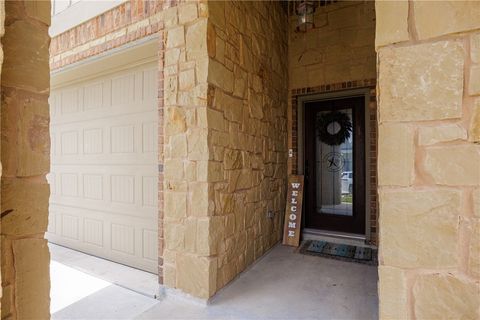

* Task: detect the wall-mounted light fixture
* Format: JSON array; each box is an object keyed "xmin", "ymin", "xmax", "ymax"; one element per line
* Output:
[{"xmin": 295, "ymin": 0, "xmax": 317, "ymax": 33}]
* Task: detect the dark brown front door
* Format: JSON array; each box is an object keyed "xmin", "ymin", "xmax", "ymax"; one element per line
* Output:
[{"xmin": 304, "ymin": 97, "xmax": 365, "ymax": 234}]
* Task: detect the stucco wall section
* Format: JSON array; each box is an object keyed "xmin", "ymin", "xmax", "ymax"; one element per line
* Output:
[
  {"xmin": 376, "ymin": 1, "xmax": 480, "ymax": 318},
  {"xmin": 207, "ymin": 1, "xmax": 288, "ymax": 294},
  {"xmin": 0, "ymin": 1, "xmax": 51, "ymax": 318}
]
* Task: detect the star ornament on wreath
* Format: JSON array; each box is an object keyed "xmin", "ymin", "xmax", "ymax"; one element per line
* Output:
[{"xmin": 316, "ymin": 111, "xmax": 353, "ymax": 146}]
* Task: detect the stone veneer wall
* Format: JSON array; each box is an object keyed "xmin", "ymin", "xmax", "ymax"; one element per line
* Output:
[
  {"xmin": 162, "ymin": 0, "xmax": 288, "ymax": 299},
  {"xmin": 288, "ymin": 1, "xmax": 378, "ymax": 242},
  {"xmin": 207, "ymin": 1, "xmax": 288, "ymax": 293},
  {"xmin": 0, "ymin": 0, "xmax": 4, "ymax": 314},
  {"xmin": 0, "ymin": 1, "xmax": 51, "ymax": 318},
  {"xmin": 376, "ymin": 1, "xmax": 480, "ymax": 319},
  {"xmin": 289, "ymin": 1, "xmax": 376, "ymax": 89},
  {"xmin": 161, "ymin": 0, "xmax": 214, "ymax": 298}
]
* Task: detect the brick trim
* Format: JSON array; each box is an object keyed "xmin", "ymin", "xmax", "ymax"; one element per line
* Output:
[
  {"xmin": 289, "ymin": 79, "xmax": 378, "ymax": 244},
  {"xmin": 157, "ymin": 26, "xmax": 165, "ymax": 284},
  {"xmin": 49, "ymin": 0, "xmax": 181, "ymax": 71}
]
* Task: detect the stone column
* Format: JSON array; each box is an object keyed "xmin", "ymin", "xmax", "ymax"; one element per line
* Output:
[
  {"xmin": 376, "ymin": 1, "xmax": 480, "ymax": 319},
  {"xmin": 161, "ymin": 1, "xmax": 288, "ymax": 300},
  {"xmin": 162, "ymin": 1, "xmax": 219, "ymax": 299},
  {"xmin": 0, "ymin": 1, "xmax": 51, "ymax": 318}
]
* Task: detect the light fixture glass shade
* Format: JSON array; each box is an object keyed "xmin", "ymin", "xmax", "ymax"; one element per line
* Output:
[{"xmin": 296, "ymin": 1, "xmax": 316, "ymax": 33}]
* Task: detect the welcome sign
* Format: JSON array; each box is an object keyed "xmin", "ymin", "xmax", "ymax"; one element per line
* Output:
[{"xmin": 282, "ymin": 175, "xmax": 304, "ymax": 247}]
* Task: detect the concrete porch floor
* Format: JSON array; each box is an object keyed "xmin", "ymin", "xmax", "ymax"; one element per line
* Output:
[{"xmin": 50, "ymin": 243, "xmax": 378, "ymax": 319}]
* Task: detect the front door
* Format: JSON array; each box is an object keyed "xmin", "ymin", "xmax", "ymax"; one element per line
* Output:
[{"xmin": 304, "ymin": 97, "xmax": 365, "ymax": 234}]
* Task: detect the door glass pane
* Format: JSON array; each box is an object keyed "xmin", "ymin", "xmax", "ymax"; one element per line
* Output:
[{"xmin": 315, "ymin": 108, "xmax": 353, "ymax": 216}]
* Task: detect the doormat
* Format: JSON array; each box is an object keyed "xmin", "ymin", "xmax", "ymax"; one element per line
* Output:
[{"xmin": 299, "ymin": 240, "xmax": 378, "ymax": 266}]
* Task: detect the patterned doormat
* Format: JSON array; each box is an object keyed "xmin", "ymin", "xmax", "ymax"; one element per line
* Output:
[{"xmin": 299, "ymin": 240, "xmax": 378, "ymax": 266}]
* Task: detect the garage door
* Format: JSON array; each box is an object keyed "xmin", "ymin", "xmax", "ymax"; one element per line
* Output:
[{"xmin": 47, "ymin": 61, "xmax": 158, "ymax": 273}]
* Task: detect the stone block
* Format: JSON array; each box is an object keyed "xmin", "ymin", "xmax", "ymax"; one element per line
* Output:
[
  {"xmin": 0, "ymin": 0, "xmax": 4, "ymax": 37},
  {"xmin": 165, "ymin": 107, "xmax": 186, "ymax": 136},
  {"xmin": 165, "ymin": 75, "xmax": 178, "ymax": 106},
  {"xmin": 162, "ymin": 7, "xmax": 178, "ymax": 28},
  {"xmin": 424, "ymin": 145, "xmax": 480, "ymax": 186},
  {"xmin": 187, "ymin": 128, "xmax": 209, "ymax": 160},
  {"xmin": 169, "ymin": 134, "xmax": 187, "ymax": 159},
  {"xmin": 413, "ymin": 273, "xmax": 479, "ymax": 319},
  {"xmin": 225, "ymin": 214, "xmax": 235, "ymax": 237},
  {"xmin": 378, "ymin": 40, "xmax": 464, "ymax": 121},
  {"xmin": 164, "ymin": 159, "xmax": 184, "ymax": 181},
  {"xmin": 13, "ymin": 239, "xmax": 50, "ymax": 319},
  {"xmin": 208, "ymin": 1, "xmax": 225, "ymax": 29},
  {"xmin": 185, "ymin": 161, "xmax": 196, "ymax": 182},
  {"xmin": 469, "ymin": 219, "xmax": 479, "ymax": 278},
  {"xmin": 470, "ymin": 98, "xmax": 480, "ymax": 142},
  {"xmin": 474, "ymin": 188, "xmax": 480, "ymax": 217},
  {"xmin": 375, "ymin": 0, "xmax": 409, "ymax": 48},
  {"xmin": 469, "ymin": 65, "xmax": 480, "ymax": 96},
  {"xmin": 184, "ymin": 218, "xmax": 197, "ymax": 253},
  {"xmin": 207, "ymin": 22, "xmax": 216, "ymax": 58},
  {"xmin": 208, "ymin": 161, "xmax": 224, "ymax": 182},
  {"xmin": 224, "ymin": 149, "xmax": 242, "ymax": 170},
  {"xmin": 1, "ymin": 236, "xmax": 15, "ymax": 287},
  {"xmin": 189, "ymin": 182, "xmax": 210, "ymax": 216},
  {"xmin": 208, "ymin": 59, "xmax": 234, "ymax": 93},
  {"xmin": 472, "ymin": 33, "xmax": 480, "ymax": 64},
  {"xmin": 165, "ymin": 222, "xmax": 185, "ymax": 250},
  {"xmin": 2, "ymin": 20, "xmax": 49, "ymax": 92},
  {"xmin": 214, "ymin": 90, "xmax": 243, "ymax": 123},
  {"xmin": 165, "ymin": 48, "xmax": 181, "ymax": 66},
  {"xmin": 233, "ymin": 68, "xmax": 247, "ymax": 98},
  {"xmin": 24, "ymin": 0, "xmax": 51, "ymax": 26},
  {"xmin": 186, "ymin": 19, "xmax": 208, "ymax": 61},
  {"xmin": 379, "ymin": 189, "xmax": 460, "ymax": 268},
  {"xmin": 207, "ymin": 107, "xmax": 225, "ymax": 131},
  {"xmin": 249, "ymin": 90, "xmax": 264, "ymax": 120},
  {"xmin": 378, "ymin": 266, "xmax": 408, "ymax": 320},
  {"xmin": 378, "ymin": 123, "xmax": 414, "ymax": 186},
  {"xmin": 179, "ymin": 69, "xmax": 195, "ymax": 91},
  {"xmin": 195, "ymin": 57, "xmax": 209, "ymax": 85},
  {"xmin": 163, "ymin": 264, "xmax": 176, "ymax": 288},
  {"xmin": 1, "ymin": 178, "xmax": 49, "ymax": 236},
  {"xmin": 196, "ymin": 161, "xmax": 209, "ymax": 182},
  {"xmin": 178, "ymin": 2, "xmax": 198, "ymax": 24},
  {"xmin": 2, "ymin": 284, "xmax": 14, "ymax": 318},
  {"xmin": 176, "ymin": 254, "xmax": 217, "ymax": 299},
  {"xmin": 166, "ymin": 26, "xmax": 185, "ymax": 49},
  {"xmin": 196, "ymin": 217, "xmax": 222, "ymax": 256},
  {"xmin": 165, "ymin": 192, "xmax": 187, "ymax": 221},
  {"xmin": 418, "ymin": 124, "xmax": 467, "ymax": 145},
  {"xmin": 2, "ymin": 88, "xmax": 50, "ymax": 177},
  {"xmin": 414, "ymin": 1, "xmax": 480, "ymax": 40}
]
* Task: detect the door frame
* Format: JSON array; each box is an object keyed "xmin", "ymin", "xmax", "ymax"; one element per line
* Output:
[{"xmin": 296, "ymin": 88, "xmax": 372, "ymax": 240}]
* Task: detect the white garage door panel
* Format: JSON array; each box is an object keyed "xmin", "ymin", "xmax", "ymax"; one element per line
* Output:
[{"xmin": 47, "ymin": 62, "xmax": 158, "ymax": 273}]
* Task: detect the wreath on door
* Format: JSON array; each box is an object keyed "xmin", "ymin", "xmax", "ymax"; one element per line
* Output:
[{"xmin": 316, "ymin": 111, "xmax": 352, "ymax": 146}]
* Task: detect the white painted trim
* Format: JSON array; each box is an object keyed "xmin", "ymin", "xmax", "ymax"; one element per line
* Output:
[
  {"xmin": 51, "ymin": 35, "xmax": 159, "ymax": 89},
  {"xmin": 50, "ymin": 0, "xmax": 127, "ymax": 37}
]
